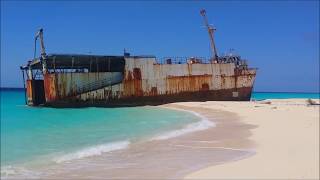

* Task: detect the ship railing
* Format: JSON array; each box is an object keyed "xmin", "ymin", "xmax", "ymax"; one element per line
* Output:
[
  {"xmin": 156, "ymin": 57, "xmax": 211, "ymax": 64},
  {"xmin": 156, "ymin": 57, "xmax": 251, "ymax": 67}
]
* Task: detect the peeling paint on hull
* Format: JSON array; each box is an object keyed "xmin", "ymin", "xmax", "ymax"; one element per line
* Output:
[
  {"xmin": 44, "ymin": 87, "xmax": 253, "ymax": 108},
  {"xmin": 23, "ymin": 56, "xmax": 257, "ymax": 107}
]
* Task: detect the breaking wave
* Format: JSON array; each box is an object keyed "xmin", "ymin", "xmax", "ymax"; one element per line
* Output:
[
  {"xmin": 53, "ymin": 141, "xmax": 130, "ymax": 163},
  {"xmin": 1, "ymin": 165, "xmax": 40, "ymax": 179},
  {"xmin": 151, "ymin": 108, "xmax": 215, "ymax": 140}
]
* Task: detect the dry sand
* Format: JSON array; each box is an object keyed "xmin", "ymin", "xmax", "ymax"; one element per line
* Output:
[
  {"xmin": 4, "ymin": 99, "xmax": 318, "ymax": 179},
  {"xmin": 178, "ymin": 99, "xmax": 320, "ymax": 179}
]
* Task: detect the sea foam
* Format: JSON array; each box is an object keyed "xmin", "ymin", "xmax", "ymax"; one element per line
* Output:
[
  {"xmin": 54, "ymin": 141, "xmax": 130, "ymax": 163},
  {"xmin": 151, "ymin": 108, "xmax": 215, "ymax": 140},
  {"xmin": 1, "ymin": 165, "xmax": 40, "ymax": 179}
]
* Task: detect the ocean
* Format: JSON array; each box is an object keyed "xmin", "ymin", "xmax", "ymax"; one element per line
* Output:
[
  {"xmin": 0, "ymin": 89, "xmax": 204, "ymax": 175},
  {"xmin": 251, "ymin": 92, "xmax": 320, "ymax": 100},
  {"xmin": 1, "ymin": 89, "xmax": 319, "ymax": 178}
]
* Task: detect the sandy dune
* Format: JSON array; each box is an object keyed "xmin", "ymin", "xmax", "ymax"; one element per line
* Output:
[{"xmin": 180, "ymin": 99, "xmax": 319, "ymax": 179}]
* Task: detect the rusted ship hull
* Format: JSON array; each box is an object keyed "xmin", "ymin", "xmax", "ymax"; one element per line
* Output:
[
  {"xmin": 21, "ymin": 55, "xmax": 257, "ymax": 107},
  {"xmin": 44, "ymin": 87, "xmax": 253, "ymax": 108}
]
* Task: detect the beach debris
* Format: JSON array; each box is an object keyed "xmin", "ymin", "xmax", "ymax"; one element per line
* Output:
[
  {"xmin": 306, "ymin": 99, "xmax": 320, "ymax": 106},
  {"xmin": 258, "ymin": 101, "xmax": 272, "ymax": 105}
]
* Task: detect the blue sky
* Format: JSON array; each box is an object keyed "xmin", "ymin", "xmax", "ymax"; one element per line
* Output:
[{"xmin": 1, "ymin": 1, "xmax": 319, "ymax": 92}]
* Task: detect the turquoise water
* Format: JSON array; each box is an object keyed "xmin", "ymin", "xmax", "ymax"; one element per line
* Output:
[
  {"xmin": 1, "ymin": 89, "xmax": 199, "ymax": 167},
  {"xmin": 252, "ymin": 92, "xmax": 320, "ymax": 100},
  {"xmin": 1, "ymin": 89, "xmax": 319, "ymax": 168}
]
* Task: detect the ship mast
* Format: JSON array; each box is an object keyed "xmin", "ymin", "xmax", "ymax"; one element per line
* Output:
[
  {"xmin": 200, "ymin": 9, "xmax": 218, "ymax": 61},
  {"xmin": 34, "ymin": 28, "xmax": 46, "ymax": 60},
  {"xmin": 34, "ymin": 28, "xmax": 47, "ymax": 74}
]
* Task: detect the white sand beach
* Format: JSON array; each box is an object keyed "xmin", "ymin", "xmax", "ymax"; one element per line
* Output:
[
  {"xmin": 2, "ymin": 99, "xmax": 318, "ymax": 179},
  {"xmin": 178, "ymin": 99, "xmax": 320, "ymax": 179}
]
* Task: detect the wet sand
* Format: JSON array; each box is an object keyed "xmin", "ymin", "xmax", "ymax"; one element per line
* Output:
[{"xmin": 18, "ymin": 104, "xmax": 255, "ymax": 179}]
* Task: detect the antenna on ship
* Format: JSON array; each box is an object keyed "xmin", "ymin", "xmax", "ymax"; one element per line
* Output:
[{"xmin": 200, "ymin": 9, "xmax": 219, "ymax": 62}]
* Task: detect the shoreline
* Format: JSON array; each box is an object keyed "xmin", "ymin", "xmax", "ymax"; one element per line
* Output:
[
  {"xmin": 44, "ymin": 103, "xmax": 255, "ymax": 179},
  {"xmin": 2, "ymin": 98, "xmax": 318, "ymax": 179},
  {"xmin": 160, "ymin": 103, "xmax": 256, "ymax": 178},
  {"xmin": 182, "ymin": 98, "xmax": 319, "ymax": 179},
  {"xmin": 3, "ymin": 101, "xmax": 255, "ymax": 179}
]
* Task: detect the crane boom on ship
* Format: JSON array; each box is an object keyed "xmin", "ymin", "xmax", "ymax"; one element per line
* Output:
[
  {"xmin": 34, "ymin": 28, "xmax": 46, "ymax": 60},
  {"xmin": 200, "ymin": 9, "xmax": 219, "ymax": 61}
]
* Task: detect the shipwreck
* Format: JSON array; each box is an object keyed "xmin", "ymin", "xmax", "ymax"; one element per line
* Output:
[{"xmin": 20, "ymin": 9, "xmax": 257, "ymax": 107}]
